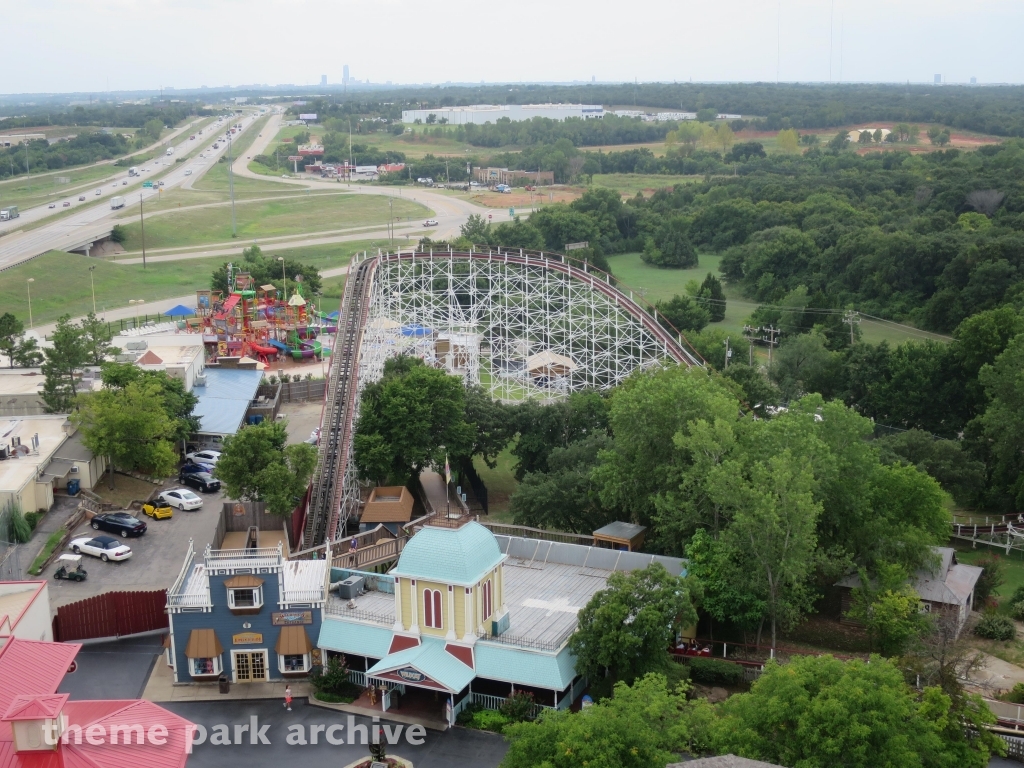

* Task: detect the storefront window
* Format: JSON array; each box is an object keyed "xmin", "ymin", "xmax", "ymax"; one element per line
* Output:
[
  {"xmin": 191, "ymin": 656, "xmax": 220, "ymax": 676},
  {"xmin": 281, "ymin": 653, "xmax": 309, "ymax": 672}
]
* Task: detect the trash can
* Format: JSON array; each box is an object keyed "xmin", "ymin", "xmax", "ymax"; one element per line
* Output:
[
  {"xmin": 67, "ymin": 479, "xmax": 80, "ymax": 496},
  {"xmin": 218, "ymin": 675, "xmax": 230, "ymax": 694}
]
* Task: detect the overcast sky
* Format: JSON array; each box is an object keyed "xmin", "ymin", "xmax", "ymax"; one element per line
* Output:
[{"xmin": 4, "ymin": 0, "xmax": 1023, "ymax": 95}]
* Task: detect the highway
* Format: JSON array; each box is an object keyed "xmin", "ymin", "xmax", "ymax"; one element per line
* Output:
[
  {"xmin": 0, "ymin": 114, "xmax": 217, "ymax": 234},
  {"xmin": 0, "ymin": 110, "xmax": 264, "ymax": 270}
]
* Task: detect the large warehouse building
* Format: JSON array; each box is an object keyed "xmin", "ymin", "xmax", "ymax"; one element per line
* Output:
[{"xmin": 401, "ymin": 103, "xmax": 605, "ymax": 125}]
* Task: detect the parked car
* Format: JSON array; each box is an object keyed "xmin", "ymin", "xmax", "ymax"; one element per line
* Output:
[
  {"xmin": 90, "ymin": 512, "xmax": 147, "ymax": 538},
  {"xmin": 185, "ymin": 449, "xmax": 221, "ymax": 466},
  {"xmin": 70, "ymin": 535, "xmax": 132, "ymax": 562},
  {"xmin": 62, "ymin": 202, "xmax": 70, "ymax": 207},
  {"xmin": 95, "ymin": 189, "xmax": 101, "ymax": 195},
  {"xmin": 142, "ymin": 503, "xmax": 173, "ymax": 520},
  {"xmin": 180, "ymin": 462, "xmax": 214, "ymax": 476},
  {"xmin": 157, "ymin": 488, "xmax": 204, "ymax": 511},
  {"xmin": 122, "ymin": 181, "xmax": 128, "ymax": 185},
  {"xmin": 185, "ymin": 169, "xmax": 192, "ymax": 175},
  {"xmin": 180, "ymin": 472, "xmax": 221, "ymax": 493}
]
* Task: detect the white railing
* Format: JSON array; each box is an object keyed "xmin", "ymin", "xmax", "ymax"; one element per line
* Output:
[
  {"xmin": 166, "ymin": 591, "xmax": 211, "ymax": 608},
  {"xmin": 205, "ymin": 545, "xmax": 282, "ymax": 567},
  {"xmin": 348, "ymin": 670, "xmax": 367, "ymax": 687},
  {"xmin": 282, "ymin": 588, "xmax": 325, "ymax": 604}
]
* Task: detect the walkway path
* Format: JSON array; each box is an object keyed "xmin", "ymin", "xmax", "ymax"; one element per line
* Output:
[{"xmin": 418, "ymin": 470, "xmax": 450, "ymax": 517}]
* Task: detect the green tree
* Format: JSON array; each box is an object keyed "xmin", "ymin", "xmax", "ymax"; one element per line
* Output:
[
  {"xmin": 0, "ymin": 313, "xmax": 42, "ymax": 369},
  {"xmin": 769, "ymin": 331, "xmax": 840, "ymax": 400},
  {"xmin": 776, "ymin": 128, "xmax": 800, "ymax": 153},
  {"xmin": 696, "ymin": 108, "xmax": 717, "ymax": 123},
  {"xmin": 501, "ymin": 673, "xmax": 713, "ymax": 768},
  {"xmin": 568, "ymin": 563, "xmax": 699, "ymax": 686},
  {"xmin": 713, "ymin": 654, "xmax": 999, "ymax": 768},
  {"xmin": 459, "ymin": 213, "xmax": 490, "ymax": 243},
  {"xmin": 80, "ymin": 312, "xmax": 118, "ymax": 366},
  {"xmin": 142, "ymin": 118, "xmax": 164, "ymax": 142},
  {"xmin": 976, "ymin": 334, "xmax": 1024, "ymax": 507},
  {"xmin": 99, "ymin": 362, "xmax": 198, "ymax": 443},
  {"xmin": 41, "ymin": 315, "xmax": 89, "ymax": 413},
  {"xmin": 642, "ymin": 217, "xmax": 697, "ymax": 268},
  {"xmin": 353, "ymin": 356, "xmax": 473, "ymax": 485},
  {"xmin": 510, "ymin": 433, "xmax": 614, "ymax": 533},
  {"xmin": 73, "ymin": 379, "xmax": 179, "ymax": 488},
  {"xmin": 489, "ymin": 217, "xmax": 545, "ymax": 250},
  {"xmin": 655, "ymin": 295, "xmax": 710, "ymax": 334},
  {"xmin": 214, "ymin": 421, "xmax": 317, "ymax": 515},
  {"xmin": 695, "ymin": 273, "xmax": 726, "ymax": 322},
  {"xmin": 462, "ymin": 386, "xmax": 516, "ymax": 469},
  {"xmin": 212, "ymin": 244, "xmax": 321, "ymax": 297},
  {"xmin": 510, "ymin": 391, "xmax": 609, "ymax": 479},
  {"xmin": 719, "ymin": 450, "xmax": 821, "ymax": 650},
  {"xmin": 109, "ymin": 224, "xmax": 127, "ymax": 244},
  {"xmin": 848, "ymin": 563, "xmax": 928, "ymax": 656}
]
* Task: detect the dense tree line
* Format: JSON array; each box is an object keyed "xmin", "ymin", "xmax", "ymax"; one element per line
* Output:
[
  {"xmin": 0, "ymin": 102, "xmax": 202, "ymax": 130},
  {"xmin": 0, "ymin": 132, "xmax": 132, "ymax": 180},
  {"xmin": 290, "ymin": 82, "xmax": 1024, "ymax": 138}
]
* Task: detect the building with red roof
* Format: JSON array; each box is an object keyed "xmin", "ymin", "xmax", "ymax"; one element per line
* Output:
[{"xmin": 0, "ymin": 637, "xmax": 193, "ymax": 768}]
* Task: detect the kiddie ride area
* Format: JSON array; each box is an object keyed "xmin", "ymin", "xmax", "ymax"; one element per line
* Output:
[{"xmin": 190, "ymin": 268, "xmax": 337, "ymax": 367}]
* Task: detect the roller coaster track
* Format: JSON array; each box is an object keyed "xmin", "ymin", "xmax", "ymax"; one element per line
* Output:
[
  {"xmin": 302, "ymin": 256, "xmax": 375, "ymax": 549},
  {"xmin": 299, "ymin": 247, "xmax": 703, "ymax": 550}
]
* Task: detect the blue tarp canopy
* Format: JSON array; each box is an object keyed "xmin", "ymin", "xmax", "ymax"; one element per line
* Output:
[
  {"xmin": 163, "ymin": 304, "xmax": 195, "ymax": 317},
  {"xmin": 401, "ymin": 324, "xmax": 432, "ymax": 337}
]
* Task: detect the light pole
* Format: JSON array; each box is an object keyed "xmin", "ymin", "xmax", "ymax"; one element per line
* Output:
[
  {"xmin": 88, "ymin": 266, "xmax": 97, "ymax": 314},
  {"xmin": 26, "ymin": 278, "xmax": 34, "ymax": 329},
  {"xmin": 129, "ymin": 299, "xmax": 145, "ymax": 328},
  {"xmin": 278, "ymin": 256, "xmax": 286, "ymax": 299}
]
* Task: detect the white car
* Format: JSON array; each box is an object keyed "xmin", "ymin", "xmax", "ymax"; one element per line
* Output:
[
  {"xmin": 185, "ymin": 169, "xmax": 193, "ymax": 175},
  {"xmin": 423, "ymin": 219, "xmax": 439, "ymax": 227},
  {"xmin": 158, "ymin": 488, "xmax": 204, "ymax": 511},
  {"xmin": 186, "ymin": 449, "xmax": 221, "ymax": 465},
  {"xmin": 70, "ymin": 535, "xmax": 132, "ymax": 562}
]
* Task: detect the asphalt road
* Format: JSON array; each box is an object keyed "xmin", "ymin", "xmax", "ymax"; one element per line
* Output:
[{"xmin": 0, "ymin": 111, "xmax": 265, "ymax": 270}]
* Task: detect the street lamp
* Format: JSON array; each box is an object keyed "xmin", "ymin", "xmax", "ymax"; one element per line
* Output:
[
  {"xmin": 26, "ymin": 278, "xmax": 34, "ymax": 329},
  {"xmin": 278, "ymin": 256, "xmax": 286, "ymax": 299},
  {"xmin": 88, "ymin": 266, "xmax": 97, "ymax": 314},
  {"xmin": 129, "ymin": 299, "xmax": 145, "ymax": 328}
]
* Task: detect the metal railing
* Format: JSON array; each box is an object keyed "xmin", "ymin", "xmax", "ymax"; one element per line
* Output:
[
  {"xmin": 476, "ymin": 624, "xmax": 577, "ymax": 653},
  {"xmin": 281, "ymin": 588, "xmax": 325, "ymax": 604},
  {"xmin": 479, "ymin": 522, "xmax": 595, "ymax": 546},
  {"xmin": 331, "ymin": 537, "xmax": 406, "ymax": 571},
  {"xmin": 323, "ymin": 602, "xmax": 395, "ymax": 626}
]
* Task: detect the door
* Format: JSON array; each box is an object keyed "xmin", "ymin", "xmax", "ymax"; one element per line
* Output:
[{"xmin": 233, "ymin": 651, "xmax": 268, "ymax": 683}]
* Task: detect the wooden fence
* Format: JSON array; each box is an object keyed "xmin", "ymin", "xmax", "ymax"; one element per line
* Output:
[{"xmin": 52, "ymin": 589, "xmax": 168, "ymax": 642}]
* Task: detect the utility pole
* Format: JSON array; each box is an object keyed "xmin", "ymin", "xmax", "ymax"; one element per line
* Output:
[
  {"xmin": 139, "ymin": 193, "xmax": 147, "ymax": 270},
  {"xmin": 843, "ymin": 310, "xmax": 862, "ymax": 345},
  {"xmin": 24, "ymin": 138, "xmax": 30, "ymax": 191},
  {"xmin": 227, "ymin": 134, "xmax": 237, "ymax": 236},
  {"xmin": 765, "ymin": 325, "xmax": 779, "ymax": 366}
]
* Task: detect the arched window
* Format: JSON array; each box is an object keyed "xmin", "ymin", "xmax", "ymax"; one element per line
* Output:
[
  {"xmin": 423, "ymin": 589, "xmax": 442, "ymax": 629},
  {"xmin": 483, "ymin": 579, "xmax": 493, "ymax": 620}
]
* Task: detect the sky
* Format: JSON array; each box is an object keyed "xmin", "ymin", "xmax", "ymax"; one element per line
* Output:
[{"xmin": 3, "ymin": 0, "xmax": 1024, "ymax": 95}]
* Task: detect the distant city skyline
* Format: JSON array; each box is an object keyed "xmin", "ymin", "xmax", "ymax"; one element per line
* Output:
[{"xmin": 1, "ymin": 0, "xmax": 1021, "ymax": 94}]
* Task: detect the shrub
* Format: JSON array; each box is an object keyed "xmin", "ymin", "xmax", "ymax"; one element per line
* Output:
[
  {"xmin": 975, "ymin": 614, "xmax": 1016, "ymax": 641},
  {"xmin": 455, "ymin": 703, "xmax": 483, "ymax": 725},
  {"xmin": 1011, "ymin": 585, "xmax": 1024, "ymax": 607},
  {"xmin": 1012, "ymin": 601, "xmax": 1024, "ymax": 622},
  {"xmin": 499, "ymin": 691, "xmax": 536, "ymax": 723},
  {"xmin": 973, "ymin": 554, "xmax": 1005, "ymax": 605},
  {"xmin": 1007, "ymin": 683, "xmax": 1024, "ymax": 704},
  {"xmin": 309, "ymin": 655, "xmax": 349, "ymax": 695},
  {"xmin": 24, "ymin": 511, "xmax": 41, "ymax": 531},
  {"xmin": 472, "ymin": 710, "xmax": 509, "ymax": 732},
  {"xmin": 687, "ymin": 657, "xmax": 744, "ymax": 686},
  {"xmin": 6, "ymin": 506, "xmax": 31, "ymax": 543}
]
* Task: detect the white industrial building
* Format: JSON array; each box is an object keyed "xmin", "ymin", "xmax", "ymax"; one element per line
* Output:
[{"xmin": 401, "ymin": 104, "xmax": 605, "ymax": 125}]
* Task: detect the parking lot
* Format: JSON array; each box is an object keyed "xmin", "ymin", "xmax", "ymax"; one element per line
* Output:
[{"xmin": 43, "ymin": 471, "xmax": 227, "ymax": 609}]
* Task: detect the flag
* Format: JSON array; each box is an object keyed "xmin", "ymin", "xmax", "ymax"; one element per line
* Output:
[{"xmin": 444, "ymin": 454, "xmax": 451, "ymax": 484}]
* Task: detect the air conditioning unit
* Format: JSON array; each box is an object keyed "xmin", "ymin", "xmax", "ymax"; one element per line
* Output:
[
  {"xmin": 337, "ymin": 576, "xmax": 364, "ymax": 600},
  {"xmin": 194, "ymin": 375, "xmax": 207, "ymax": 387},
  {"xmin": 69, "ymin": 466, "xmax": 79, "ymax": 474}
]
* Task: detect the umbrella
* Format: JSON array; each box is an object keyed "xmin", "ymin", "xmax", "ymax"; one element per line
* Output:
[
  {"xmin": 163, "ymin": 304, "xmax": 196, "ymax": 317},
  {"xmin": 288, "ymin": 293, "xmax": 307, "ymax": 307}
]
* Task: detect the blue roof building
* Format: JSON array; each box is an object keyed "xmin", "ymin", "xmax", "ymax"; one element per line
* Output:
[
  {"xmin": 318, "ymin": 519, "xmax": 686, "ymax": 723},
  {"xmin": 191, "ymin": 368, "xmax": 264, "ymax": 440}
]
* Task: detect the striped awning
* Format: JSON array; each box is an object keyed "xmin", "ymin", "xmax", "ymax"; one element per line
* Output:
[{"xmin": 184, "ymin": 629, "xmax": 223, "ymax": 658}]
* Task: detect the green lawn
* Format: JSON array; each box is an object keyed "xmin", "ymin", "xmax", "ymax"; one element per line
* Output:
[
  {"xmin": 591, "ymin": 173, "xmax": 700, "ymax": 195},
  {"xmin": 0, "ymin": 242, "xmax": 377, "ymax": 327},
  {"xmin": 604, "ymin": 251, "xmax": 949, "ymax": 347},
  {"xmin": 954, "ymin": 545, "xmax": 1024, "ymax": 615},
  {"xmin": 115, "ymin": 193, "xmax": 429, "ymax": 250},
  {"xmin": 188, "ymin": 161, "xmax": 314, "ymax": 200},
  {"xmin": 473, "ymin": 445, "xmax": 519, "ymax": 519}
]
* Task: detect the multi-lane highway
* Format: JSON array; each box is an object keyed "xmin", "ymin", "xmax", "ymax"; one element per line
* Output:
[{"xmin": 0, "ymin": 110, "xmax": 264, "ymax": 270}]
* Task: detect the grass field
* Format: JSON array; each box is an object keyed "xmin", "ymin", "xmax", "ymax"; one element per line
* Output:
[
  {"xmin": 189, "ymin": 160, "xmax": 313, "ymax": 200},
  {"xmin": 605, "ymin": 252, "xmax": 950, "ymax": 347},
  {"xmin": 0, "ymin": 242, "xmax": 378, "ymax": 327},
  {"xmin": 116, "ymin": 191, "xmax": 428, "ymax": 250}
]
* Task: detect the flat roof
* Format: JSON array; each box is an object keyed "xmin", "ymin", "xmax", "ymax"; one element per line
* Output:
[
  {"xmin": 141, "ymin": 345, "xmax": 203, "ymax": 367},
  {"xmin": 0, "ymin": 416, "xmax": 71, "ymax": 493},
  {"xmin": 192, "ymin": 368, "xmax": 263, "ymax": 436}
]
